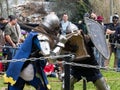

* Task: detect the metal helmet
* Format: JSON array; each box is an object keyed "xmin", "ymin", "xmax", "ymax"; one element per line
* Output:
[
  {"xmin": 66, "ymin": 23, "xmax": 78, "ymax": 33},
  {"xmin": 42, "ymin": 13, "xmax": 60, "ymax": 32}
]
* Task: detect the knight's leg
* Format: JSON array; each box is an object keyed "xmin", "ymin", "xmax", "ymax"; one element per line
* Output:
[
  {"xmin": 61, "ymin": 76, "xmax": 78, "ymax": 90},
  {"xmin": 70, "ymin": 76, "xmax": 78, "ymax": 90},
  {"xmin": 94, "ymin": 77, "xmax": 110, "ymax": 90},
  {"xmin": 8, "ymin": 77, "xmax": 25, "ymax": 90},
  {"xmin": 28, "ymin": 76, "xmax": 48, "ymax": 90}
]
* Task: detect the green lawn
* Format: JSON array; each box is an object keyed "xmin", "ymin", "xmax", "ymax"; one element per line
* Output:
[
  {"xmin": 0, "ymin": 54, "xmax": 120, "ymax": 90},
  {"xmin": 1, "ymin": 71, "xmax": 120, "ymax": 90}
]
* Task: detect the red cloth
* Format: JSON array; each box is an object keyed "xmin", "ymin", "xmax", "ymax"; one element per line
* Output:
[
  {"xmin": 44, "ymin": 63, "xmax": 54, "ymax": 73},
  {"xmin": 0, "ymin": 49, "xmax": 3, "ymax": 71},
  {"xmin": 97, "ymin": 16, "xmax": 104, "ymax": 22},
  {"xmin": 0, "ymin": 62, "xmax": 3, "ymax": 71}
]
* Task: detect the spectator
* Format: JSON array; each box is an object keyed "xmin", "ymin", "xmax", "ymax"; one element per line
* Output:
[
  {"xmin": 54, "ymin": 60, "xmax": 64, "ymax": 81},
  {"xmin": 114, "ymin": 26, "xmax": 120, "ymax": 71},
  {"xmin": 4, "ymin": 15, "xmax": 22, "ymax": 60},
  {"xmin": 90, "ymin": 12, "xmax": 97, "ymax": 20},
  {"xmin": 20, "ymin": 30, "xmax": 28, "ymax": 43},
  {"xmin": 3, "ymin": 15, "xmax": 22, "ymax": 71},
  {"xmin": 0, "ymin": 17, "xmax": 8, "ymax": 47},
  {"xmin": 0, "ymin": 28, "xmax": 4, "ymax": 72},
  {"xmin": 105, "ymin": 14, "xmax": 120, "ymax": 68},
  {"xmin": 0, "ymin": 17, "xmax": 8, "ymax": 30},
  {"xmin": 0, "ymin": 17, "xmax": 8, "ymax": 72},
  {"xmin": 60, "ymin": 13, "xmax": 71, "ymax": 35}
]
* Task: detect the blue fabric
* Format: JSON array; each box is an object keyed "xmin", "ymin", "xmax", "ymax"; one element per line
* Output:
[
  {"xmin": 114, "ymin": 26, "xmax": 120, "ymax": 71},
  {"xmin": 8, "ymin": 78, "xmax": 25, "ymax": 90},
  {"xmin": 39, "ymin": 63, "xmax": 49, "ymax": 85},
  {"xmin": 115, "ymin": 26, "xmax": 120, "ymax": 44},
  {"xmin": 29, "ymin": 76, "xmax": 47, "ymax": 90},
  {"xmin": 6, "ymin": 31, "xmax": 38, "ymax": 81},
  {"xmin": 8, "ymin": 76, "xmax": 46, "ymax": 90},
  {"xmin": 116, "ymin": 48, "xmax": 120, "ymax": 68}
]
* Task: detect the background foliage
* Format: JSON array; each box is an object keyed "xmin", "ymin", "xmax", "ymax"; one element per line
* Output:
[
  {"xmin": 51, "ymin": 0, "xmax": 91, "ymax": 22},
  {"xmin": 1, "ymin": 0, "xmax": 120, "ymax": 23}
]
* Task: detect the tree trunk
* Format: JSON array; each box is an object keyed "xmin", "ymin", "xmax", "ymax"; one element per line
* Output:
[{"xmin": 6, "ymin": 0, "xmax": 9, "ymax": 16}]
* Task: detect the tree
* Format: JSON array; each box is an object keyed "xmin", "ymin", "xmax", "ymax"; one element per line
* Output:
[{"xmin": 51, "ymin": 0, "xmax": 91, "ymax": 22}]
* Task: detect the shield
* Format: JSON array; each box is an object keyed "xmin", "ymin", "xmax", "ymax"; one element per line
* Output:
[{"xmin": 84, "ymin": 17, "xmax": 110, "ymax": 59}]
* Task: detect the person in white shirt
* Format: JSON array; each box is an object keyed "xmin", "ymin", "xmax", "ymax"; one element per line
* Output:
[{"xmin": 60, "ymin": 13, "xmax": 71, "ymax": 35}]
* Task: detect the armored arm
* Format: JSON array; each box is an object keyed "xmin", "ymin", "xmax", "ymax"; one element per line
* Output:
[
  {"xmin": 31, "ymin": 34, "xmax": 51, "ymax": 56},
  {"xmin": 20, "ymin": 34, "xmax": 49, "ymax": 81},
  {"xmin": 52, "ymin": 35, "xmax": 67, "ymax": 55},
  {"xmin": 32, "ymin": 33, "xmax": 67, "ymax": 56}
]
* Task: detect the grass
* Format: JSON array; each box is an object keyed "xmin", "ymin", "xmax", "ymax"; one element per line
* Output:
[{"xmin": 0, "ymin": 54, "xmax": 120, "ymax": 90}]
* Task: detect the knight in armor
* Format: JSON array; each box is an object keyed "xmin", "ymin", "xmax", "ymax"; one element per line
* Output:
[
  {"xmin": 3, "ymin": 13, "xmax": 67, "ymax": 90},
  {"xmin": 61, "ymin": 12, "xmax": 110, "ymax": 90}
]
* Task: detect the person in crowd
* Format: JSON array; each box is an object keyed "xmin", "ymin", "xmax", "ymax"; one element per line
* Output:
[
  {"xmin": 4, "ymin": 15, "xmax": 22, "ymax": 60},
  {"xmin": 61, "ymin": 12, "xmax": 110, "ymax": 90},
  {"xmin": 60, "ymin": 13, "xmax": 72, "ymax": 35},
  {"xmin": 105, "ymin": 14, "xmax": 120, "ymax": 68},
  {"xmin": 114, "ymin": 26, "xmax": 120, "ymax": 71},
  {"xmin": 0, "ymin": 17, "xmax": 8, "ymax": 30},
  {"xmin": 3, "ymin": 15, "xmax": 22, "ymax": 71},
  {"xmin": 21, "ymin": 30, "xmax": 28, "ymax": 42},
  {"xmin": 0, "ymin": 27, "xmax": 4, "ymax": 72},
  {"xmin": 54, "ymin": 60, "xmax": 64, "ymax": 80},
  {"xmin": 90, "ymin": 12, "xmax": 97, "ymax": 20},
  {"xmin": 0, "ymin": 25, "xmax": 4, "ymax": 72},
  {"xmin": 0, "ymin": 17, "xmax": 8, "ymax": 72},
  {"xmin": 0, "ymin": 17, "xmax": 7, "ymax": 58},
  {"xmin": 3, "ymin": 13, "xmax": 67, "ymax": 90},
  {"xmin": 0, "ymin": 17, "xmax": 8, "ymax": 48}
]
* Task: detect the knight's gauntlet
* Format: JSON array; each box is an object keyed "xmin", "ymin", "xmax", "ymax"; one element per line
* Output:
[
  {"xmin": 52, "ymin": 35, "xmax": 67, "ymax": 55},
  {"xmin": 59, "ymin": 35, "xmax": 67, "ymax": 45}
]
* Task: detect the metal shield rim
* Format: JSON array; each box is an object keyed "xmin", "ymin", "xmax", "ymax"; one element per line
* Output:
[{"xmin": 84, "ymin": 17, "xmax": 110, "ymax": 60}]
